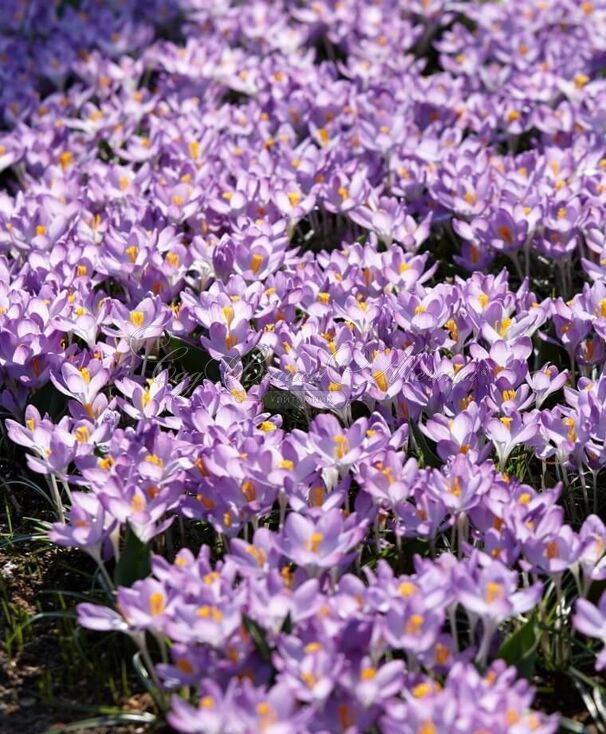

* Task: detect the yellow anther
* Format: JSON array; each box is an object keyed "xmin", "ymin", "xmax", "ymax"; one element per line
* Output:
[
  {"xmin": 485, "ymin": 581, "xmax": 504, "ymax": 603},
  {"xmin": 497, "ymin": 317, "xmax": 512, "ymax": 337},
  {"xmin": 459, "ymin": 395, "xmax": 473, "ymax": 411},
  {"xmin": 435, "ymin": 643, "xmax": 450, "ymax": 665},
  {"xmin": 250, "ymin": 253, "xmax": 264, "ymax": 274},
  {"xmin": 307, "ymin": 532, "xmax": 323, "ymax": 553},
  {"xmin": 59, "ymin": 151, "xmax": 73, "ymax": 170},
  {"xmin": 373, "ymin": 370, "xmax": 388, "ymax": 392},
  {"xmin": 176, "ymin": 658, "xmax": 194, "ymax": 674},
  {"xmin": 196, "ymin": 605, "xmax": 223, "ymax": 621},
  {"xmin": 166, "ymin": 251, "xmax": 180, "ymax": 267},
  {"xmin": 574, "ymin": 73, "xmax": 590, "ymax": 88},
  {"xmin": 498, "ymin": 224, "xmax": 513, "ymax": 244},
  {"xmin": 188, "ymin": 140, "xmax": 201, "ymax": 160},
  {"xmin": 74, "ymin": 426, "xmax": 90, "ymax": 443},
  {"xmin": 304, "ymin": 641, "xmax": 323, "ymax": 653},
  {"xmin": 301, "ymin": 672, "xmax": 316, "ymax": 688},
  {"xmin": 131, "ymin": 494, "xmax": 146, "ymax": 513},
  {"xmin": 412, "ymin": 683, "xmax": 432, "ymax": 698},
  {"xmin": 405, "ymin": 614, "xmax": 424, "ymax": 635},
  {"xmin": 309, "ymin": 486, "xmax": 325, "ymax": 507},
  {"xmin": 399, "ymin": 581, "xmax": 417, "ymax": 597},
  {"xmin": 130, "ymin": 310, "xmax": 144, "ymax": 327},
  {"xmin": 222, "ymin": 306, "xmax": 234, "ymax": 326},
  {"xmin": 146, "ymin": 485, "xmax": 159, "ymax": 499},
  {"xmin": 564, "ymin": 416, "xmax": 577, "ymax": 441},
  {"xmin": 317, "ymin": 127, "xmax": 330, "ymax": 145},
  {"xmin": 245, "ymin": 545, "xmax": 267, "ymax": 567},
  {"xmin": 98, "ymin": 456, "xmax": 114, "ymax": 470},
  {"xmin": 149, "ymin": 592, "xmax": 165, "ymax": 616},
  {"xmin": 334, "ymin": 434, "xmax": 349, "ymax": 459},
  {"xmin": 445, "ymin": 319, "xmax": 459, "ymax": 340},
  {"xmin": 231, "ymin": 388, "xmax": 247, "ymax": 402},
  {"xmin": 196, "ymin": 493, "xmax": 215, "ymax": 509},
  {"xmin": 241, "ymin": 479, "xmax": 256, "ymax": 503}
]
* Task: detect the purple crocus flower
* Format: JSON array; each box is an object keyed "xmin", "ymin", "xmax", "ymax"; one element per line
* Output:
[
  {"xmin": 278, "ymin": 508, "xmax": 367, "ymax": 574},
  {"xmin": 485, "ymin": 412, "xmax": 539, "ymax": 467}
]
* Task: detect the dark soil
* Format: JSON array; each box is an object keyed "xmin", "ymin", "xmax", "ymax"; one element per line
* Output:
[{"xmin": 0, "ymin": 481, "xmax": 165, "ymax": 734}]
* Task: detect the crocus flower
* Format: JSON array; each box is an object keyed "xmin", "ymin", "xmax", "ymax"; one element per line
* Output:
[
  {"xmin": 104, "ymin": 294, "xmax": 170, "ymax": 351},
  {"xmin": 50, "ymin": 492, "xmax": 114, "ymax": 556},
  {"xmin": 485, "ymin": 412, "xmax": 539, "ymax": 467},
  {"xmin": 277, "ymin": 508, "xmax": 367, "ymax": 574},
  {"xmin": 574, "ymin": 593, "xmax": 606, "ymax": 670}
]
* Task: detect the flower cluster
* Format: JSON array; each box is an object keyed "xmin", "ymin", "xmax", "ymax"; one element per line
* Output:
[
  {"xmin": 3, "ymin": 0, "xmax": 606, "ymax": 730},
  {"xmin": 79, "ymin": 545, "xmax": 554, "ymax": 733}
]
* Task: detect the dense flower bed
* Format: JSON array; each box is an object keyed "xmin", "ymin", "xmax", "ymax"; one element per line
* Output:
[{"xmin": 3, "ymin": 0, "xmax": 606, "ymax": 731}]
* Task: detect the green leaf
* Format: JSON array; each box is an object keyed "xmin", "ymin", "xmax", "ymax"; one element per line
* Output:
[
  {"xmin": 409, "ymin": 419, "xmax": 442, "ymax": 469},
  {"xmin": 56, "ymin": 0, "xmax": 81, "ymax": 19},
  {"xmin": 262, "ymin": 389, "xmax": 308, "ymax": 431},
  {"xmin": 132, "ymin": 651, "xmax": 167, "ymax": 711},
  {"xmin": 398, "ymin": 538, "xmax": 428, "ymax": 575},
  {"xmin": 30, "ymin": 381, "xmax": 69, "ymax": 421},
  {"xmin": 113, "ymin": 526, "xmax": 151, "ymax": 586},
  {"xmin": 162, "ymin": 336, "xmax": 220, "ymax": 383},
  {"xmin": 240, "ymin": 348, "xmax": 268, "ymax": 388},
  {"xmin": 587, "ymin": 578, "xmax": 606, "ymax": 606},
  {"xmin": 280, "ymin": 612, "xmax": 292, "ymax": 635},
  {"xmin": 242, "ymin": 614, "xmax": 271, "ymax": 662},
  {"xmin": 557, "ymin": 718, "xmax": 587, "ymax": 734},
  {"xmin": 497, "ymin": 615, "xmax": 539, "ymax": 679},
  {"xmin": 44, "ymin": 712, "xmax": 156, "ymax": 733}
]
